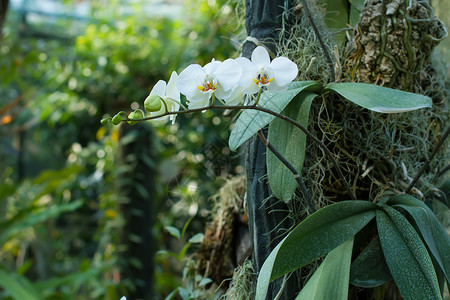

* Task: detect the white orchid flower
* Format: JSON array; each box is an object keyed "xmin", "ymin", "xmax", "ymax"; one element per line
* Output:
[
  {"xmin": 176, "ymin": 59, "xmax": 242, "ymax": 109},
  {"xmin": 223, "ymin": 85, "xmax": 245, "ymax": 106},
  {"xmin": 144, "ymin": 71, "xmax": 180, "ymax": 124},
  {"xmin": 236, "ymin": 46, "xmax": 298, "ymax": 94}
]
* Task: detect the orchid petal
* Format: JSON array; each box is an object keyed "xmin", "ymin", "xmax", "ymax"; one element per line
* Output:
[
  {"xmin": 203, "ymin": 59, "xmax": 222, "ymax": 74},
  {"xmin": 188, "ymin": 93, "xmax": 211, "ymax": 109},
  {"xmin": 214, "ymin": 59, "xmax": 242, "ymax": 92},
  {"xmin": 251, "ymin": 46, "xmax": 271, "ymax": 66},
  {"xmin": 214, "ymin": 86, "xmax": 232, "ymax": 100},
  {"xmin": 267, "ymin": 80, "xmax": 289, "ymax": 93},
  {"xmin": 224, "ymin": 86, "xmax": 244, "ymax": 106},
  {"xmin": 150, "ymin": 80, "xmax": 167, "ymax": 98},
  {"xmin": 235, "ymin": 57, "xmax": 259, "ymax": 94},
  {"xmin": 177, "ymin": 64, "xmax": 204, "ymax": 99},
  {"xmin": 271, "ymin": 57, "xmax": 298, "ymax": 87},
  {"xmin": 166, "ymin": 71, "xmax": 180, "ymax": 101}
]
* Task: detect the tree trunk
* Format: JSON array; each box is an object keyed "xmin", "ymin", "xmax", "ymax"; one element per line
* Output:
[{"xmin": 243, "ymin": 1, "xmax": 299, "ymax": 299}]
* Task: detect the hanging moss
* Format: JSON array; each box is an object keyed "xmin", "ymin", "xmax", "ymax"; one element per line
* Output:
[{"xmin": 275, "ymin": 0, "xmax": 448, "ymax": 210}]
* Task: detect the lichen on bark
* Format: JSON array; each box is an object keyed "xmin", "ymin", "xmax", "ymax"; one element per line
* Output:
[{"xmin": 345, "ymin": 0, "xmax": 446, "ymax": 91}]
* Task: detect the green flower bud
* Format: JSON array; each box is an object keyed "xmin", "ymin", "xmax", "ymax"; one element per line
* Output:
[
  {"xmin": 127, "ymin": 109, "xmax": 144, "ymax": 125},
  {"xmin": 112, "ymin": 114, "xmax": 123, "ymax": 125},
  {"xmin": 144, "ymin": 94, "xmax": 163, "ymax": 112},
  {"xmin": 100, "ymin": 117, "xmax": 111, "ymax": 125}
]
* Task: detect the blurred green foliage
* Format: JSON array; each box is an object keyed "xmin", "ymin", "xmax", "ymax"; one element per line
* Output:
[{"xmin": 0, "ymin": 0, "xmax": 243, "ymax": 299}]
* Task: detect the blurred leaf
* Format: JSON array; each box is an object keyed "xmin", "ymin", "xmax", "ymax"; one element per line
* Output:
[
  {"xmin": 181, "ymin": 217, "xmax": 193, "ymax": 240},
  {"xmin": 164, "ymin": 288, "xmax": 180, "ymax": 300},
  {"xmin": 256, "ymin": 200, "xmax": 377, "ymax": 300},
  {"xmin": 387, "ymin": 194, "xmax": 450, "ymax": 283},
  {"xmin": 34, "ymin": 268, "xmax": 100, "ymax": 295},
  {"xmin": 376, "ymin": 206, "xmax": 441, "ymax": 300},
  {"xmin": 0, "ymin": 200, "xmax": 83, "ymax": 245},
  {"xmin": 229, "ymin": 81, "xmax": 321, "ymax": 151},
  {"xmin": 296, "ymin": 237, "xmax": 354, "ymax": 300},
  {"xmin": 198, "ymin": 277, "xmax": 213, "ymax": 287},
  {"xmin": 188, "ymin": 233, "xmax": 204, "ymax": 244},
  {"xmin": 350, "ymin": 236, "xmax": 392, "ymax": 287},
  {"xmin": 267, "ymin": 92, "xmax": 316, "ymax": 202},
  {"xmin": 165, "ymin": 226, "xmax": 181, "ymax": 239},
  {"xmin": 0, "ymin": 269, "xmax": 40, "ymax": 300},
  {"xmin": 178, "ymin": 242, "xmax": 192, "ymax": 261},
  {"xmin": 325, "ymin": 83, "xmax": 432, "ymax": 113},
  {"xmin": 179, "ymin": 287, "xmax": 190, "ymax": 300}
]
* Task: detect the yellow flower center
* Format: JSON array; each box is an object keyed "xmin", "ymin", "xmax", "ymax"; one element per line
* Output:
[
  {"xmin": 197, "ymin": 74, "xmax": 218, "ymax": 93},
  {"xmin": 253, "ymin": 66, "xmax": 274, "ymax": 87}
]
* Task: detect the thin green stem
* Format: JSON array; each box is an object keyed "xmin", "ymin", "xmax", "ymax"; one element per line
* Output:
[
  {"xmin": 254, "ymin": 88, "xmax": 263, "ymax": 106},
  {"xmin": 125, "ymin": 104, "xmax": 356, "ymax": 200}
]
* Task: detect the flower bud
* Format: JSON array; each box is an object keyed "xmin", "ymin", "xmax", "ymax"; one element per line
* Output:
[
  {"xmin": 100, "ymin": 117, "xmax": 111, "ymax": 125},
  {"xmin": 144, "ymin": 94, "xmax": 163, "ymax": 112},
  {"xmin": 127, "ymin": 109, "xmax": 144, "ymax": 125},
  {"xmin": 112, "ymin": 114, "xmax": 123, "ymax": 125}
]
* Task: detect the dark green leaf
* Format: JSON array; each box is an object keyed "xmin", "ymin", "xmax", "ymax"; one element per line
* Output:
[
  {"xmin": 229, "ymin": 81, "xmax": 321, "ymax": 151},
  {"xmin": 256, "ymin": 200, "xmax": 377, "ymax": 300},
  {"xmin": 267, "ymin": 92, "xmax": 316, "ymax": 202},
  {"xmin": 296, "ymin": 237, "xmax": 354, "ymax": 300},
  {"xmin": 376, "ymin": 206, "xmax": 441, "ymax": 300},
  {"xmin": 388, "ymin": 194, "xmax": 450, "ymax": 283},
  {"xmin": 349, "ymin": 0, "xmax": 366, "ymax": 26},
  {"xmin": 316, "ymin": 0, "xmax": 349, "ymax": 44},
  {"xmin": 325, "ymin": 82, "xmax": 432, "ymax": 113},
  {"xmin": 350, "ymin": 235, "xmax": 392, "ymax": 287}
]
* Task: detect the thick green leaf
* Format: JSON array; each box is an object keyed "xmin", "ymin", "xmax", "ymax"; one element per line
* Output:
[
  {"xmin": 296, "ymin": 237, "xmax": 354, "ymax": 300},
  {"xmin": 316, "ymin": 0, "xmax": 349, "ymax": 45},
  {"xmin": 256, "ymin": 200, "xmax": 377, "ymax": 300},
  {"xmin": 350, "ymin": 235, "xmax": 392, "ymax": 287},
  {"xmin": 349, "ymin": 0, "xmax": 366, "ymax": 26},
  {"xmin": 388, "ymin": 194, "xmax": 450, "ymax": 283},
  {"xmin": 267, "ymin": 92, "xmax": 316, "ymax": 202},
  {"xmin": 376, "ymin": 206, "xmax": 441, "ymax": 300},
  {"xmin": 0, "ymin": 269, "xmax": 41, "ymax": 300},
  {"xmin": 228, "ymin": 81, "xmax": 321, "ymax": 151},
  {"xmin": 325, "ymin": 82, "xmax": 432, "ymax": 113}
]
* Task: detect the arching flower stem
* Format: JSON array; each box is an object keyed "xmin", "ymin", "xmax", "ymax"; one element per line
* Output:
[
  {"xmin": 124, "ymin": 104, "xmax": 357, "ymax": 201},
  {"xmin": 253, "ymin": 88, "xmax": 263, "ymax": 106}
]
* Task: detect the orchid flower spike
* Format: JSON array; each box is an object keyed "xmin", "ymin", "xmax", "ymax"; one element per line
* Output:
[
  {"xmin": 144, "ymin": 71, "xmax": 180, "ymax": 124},
  {"xmin": 176, "ymin": 59, "xmax": 242, "ymax": 109},
  {"xmin": 236, "ymin": 46, "xmax": 298, "ymax": 94}
]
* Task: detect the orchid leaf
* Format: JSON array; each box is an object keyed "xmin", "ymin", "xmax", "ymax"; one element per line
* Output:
[
  {"xmin": 316, "ymin": 0, "xmax": 349, "ymax": 44},
  {"xmin": 387, "ymin": 194, "xmax": 450, "ymax": 283},
  {"xmin": 228, "ymin": 81, "xmax": 321, "ymax": 151},
  {"xmin": 267, "ymin": 92, "xmax": 316, "ymax": 202},
  {"xmin": 256, "ymin": 201, "xmax": 377, "ymax": 300},
  {"xmin": 349, "ymin": 0, "xmax": 365, "ymax": 26},
  {"xmin": 350, "ymin": 235, "xmax": 392, "ymax": 287},
  {"xmin": 296, "ymin": 237, "xmax": 354, "ymax": 300},
  {"xmin": 376, "ymin": 206, "xmax": 441, "ymax": 300},
  {"xmin": 325, "ymin": 82, "xmax": 432, "ymax": 113}
]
